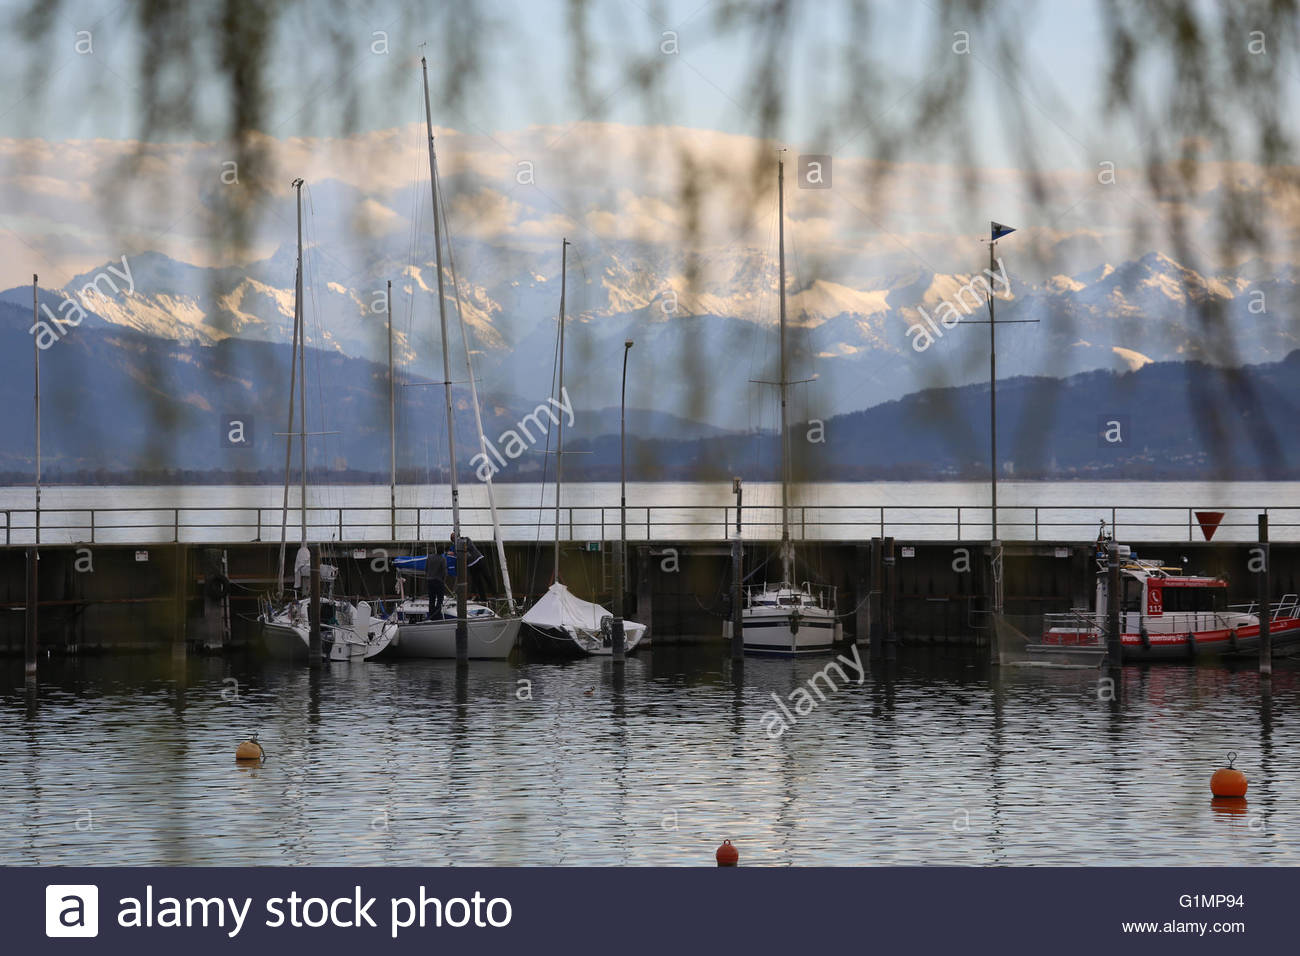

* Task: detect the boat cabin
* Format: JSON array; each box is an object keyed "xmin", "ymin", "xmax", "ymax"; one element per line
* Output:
[
  {"xmin": 1095, "ymin": 561, "xmax": 1238, "ymax": 636},
  {"xmin": 745, "ymin": 583, "xmax": 835, "ymax": 610}
]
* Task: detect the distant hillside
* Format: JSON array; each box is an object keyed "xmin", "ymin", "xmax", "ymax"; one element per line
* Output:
[
  {"xmin": 796, "ymin": 350, "xmax": 1300, "ymax": 481},
  {"xmin": 2, "ymin": 294, "xmax": 1297, "ymax": 483},
  {"xmin": 0, "ymin": 298, "xmax": 721, "ymax": 484},
  {"xmin": 566, "ymin": 351, "xmax": 1300, "ymax": 481}
]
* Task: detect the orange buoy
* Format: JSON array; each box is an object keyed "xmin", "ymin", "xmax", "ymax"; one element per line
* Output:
[
  {"xmin": 1210, "ymin": 751, "xmax": 1247, "ymax": 798},
  {"xmin": 715, "ymin": 840, "xmax": 739, "ymax": 867},
  {"xmin": 235, "ymin": 737, "xmax": 264, "ymax": 762}
]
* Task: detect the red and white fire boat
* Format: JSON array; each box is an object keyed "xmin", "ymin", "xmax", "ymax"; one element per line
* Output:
[{"xmin": 1035, "ymin": 544, "xmax": 1300, "ymax": 662}]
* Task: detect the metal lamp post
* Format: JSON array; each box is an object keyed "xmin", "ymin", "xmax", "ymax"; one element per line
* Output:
[{"xmin": 613, "ymin": 339, "xmax": 633, "ymax": 662}]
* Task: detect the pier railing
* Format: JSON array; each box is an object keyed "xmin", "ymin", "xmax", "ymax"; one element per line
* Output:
[{"xmin": 2, "ymin": 503, "xmax": 1298, "ymax": 546}]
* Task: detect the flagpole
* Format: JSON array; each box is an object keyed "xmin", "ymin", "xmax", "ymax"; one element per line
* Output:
[
  {"xmin": 989, "ymin": 237, "xmax": 997, "ymax": 546},
  {"xmin": 989, "ymin": 232, "xmax": 1003, "ymax": 672},
  {"xmin": 959, "ymin": 223, "xmax": 1034, "ymax": 664}
]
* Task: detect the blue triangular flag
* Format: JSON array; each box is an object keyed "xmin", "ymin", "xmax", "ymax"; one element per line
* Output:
[{"xmin": 991, "ymin": 221, "xmax": 1016, "ymax": 241}]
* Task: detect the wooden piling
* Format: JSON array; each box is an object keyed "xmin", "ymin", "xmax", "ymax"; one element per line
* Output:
[
  {"xmin": 730, "ymin": 535, "xmax": 744, "ymax": 660},
  {"xmin": 1106, "ymin": 543, "xmax": 1122, "ymax": 667},
  {"xmin": 988, "ymin": 540, "xmax": 1002, "ymax": 667},
  {"xmin": 455, "ymin": 535, "xmax": 468, "ymax": 664},
  {"xmin": 636, "ymin": 546, "xmax": 654, "ymax": 639},
  {"xmin": 24, "ymin": 546, "xmax": 37, "ymax": 675},
  {"xmin": 1259, "ymin": 513, "xmax": 1271, "ymax": 677},
  {"xmin": 883, "ymin": 536, "xmax": 897, "ymax": 661},
  {"xmin": 171, "ymin": 544, "xmax": 187, "ymax": 659},
  {"xmin": 869, "ymin": 537, "xmax": 883, "ymax": 661},
  {"xmin": 309, "ymin": 548, "xmax": 321, "ymax": 666},
  {"xmin": 854, "ymin": 543, "xmax": 870, "ymax": 648},
  {"xmin": 868, "ymin": 538, "xmax": 878, "ymax": 658},
  {"xmin": 198, "ymin": 548, "xmax": 231, "ymax": 650},
  {"xmin": 612, "ymin": 540, "xmax": 626, "ymax": 663}
]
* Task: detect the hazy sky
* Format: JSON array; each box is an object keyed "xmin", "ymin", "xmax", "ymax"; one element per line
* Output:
[
  {"xmin": 2, "ymin": 0, "xmax": 1124, "ymax": 163},
  {"xmin": 1, "ymin": 0, "xmax": 1296, "ymax": 293}
]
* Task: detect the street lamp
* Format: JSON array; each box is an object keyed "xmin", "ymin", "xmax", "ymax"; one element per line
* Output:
[{"xmin": 614, "ymin": 339, "xmax": 634, "ymax": 662}]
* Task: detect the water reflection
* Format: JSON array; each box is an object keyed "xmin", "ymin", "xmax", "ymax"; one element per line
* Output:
[{"xmin": 1, "ymin": 645, "xmax": 1297, "ymax": 866}]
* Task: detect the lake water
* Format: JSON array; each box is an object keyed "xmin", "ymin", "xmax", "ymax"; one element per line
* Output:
[
  {"xmin": 2, "ymin": 480, "xmax": 1299, "ymax": 543},
  {"xmin": 2, "ymin": 645, "xmax": 1296, "ymax": 866}
]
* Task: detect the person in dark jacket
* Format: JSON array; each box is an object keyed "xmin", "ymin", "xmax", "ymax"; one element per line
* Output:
[
  {"xmin": 451, "ymin": 532, "xmax": 493, "ymax": 601},
  {"xmin": 425, "ymin": 544, "xmax": 449, "ymax": 619}
]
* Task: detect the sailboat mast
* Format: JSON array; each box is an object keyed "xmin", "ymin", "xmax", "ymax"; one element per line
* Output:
[
  {"xmin": 422, "ymin": 57, "xmax": 461, "ymax": 539},
  {"xmin": 295, "ymin": 178, "xmax": 306, "ymax": 546},
  {"xmin": 387, "ymin": 278, "xmax": 396, "ymax": 539},
  {"xmin": 553, "ymin": 238, "xmax": 568, "ymax": 583},
  {"xmin": 32, "ymin": 274, "xmax": 40, "ymax": 545},
  {"xmin": 777, "ymin": 157, "xmax": 792, "ymax": 585},
  {"xmin": 435, "ymin": 192, "xmax": 517, "ymax": 613},
  {"xmin": 422, "ymin": 56, "xmax": 469, "ymax": 660},
  {"xmin": 277, "ymin": 180, "xmax": 304, "ymax": 594}
]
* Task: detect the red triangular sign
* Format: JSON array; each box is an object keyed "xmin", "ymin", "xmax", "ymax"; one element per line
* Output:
[{"xmin": 1195, "ymin": 511, "xmax": 1225, "ymax": 541}]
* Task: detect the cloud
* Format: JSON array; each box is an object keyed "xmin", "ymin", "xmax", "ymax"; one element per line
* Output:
[
  {"xmin": 1, "ymin": 119, "xmax": 1296, "ymax": 293},
  {"xmin": 447, "ymin": 188, "xmax": 521, "ymax": 238}
]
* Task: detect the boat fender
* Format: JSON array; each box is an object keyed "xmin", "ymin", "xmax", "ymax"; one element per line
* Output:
[
  {"xmin": 1186, "ymin": 631, "xmax": 1196, "ymax": 657},
  {"xmin": 790, "ymin": 611, "xmax": 800, "ymax": 635},
  {"xmin": 1228, "ymin": 628, "xmax": 1238, "ymax": 651},
  {"xmin": 1139, "ymin": 624, "xmax": 1150, "ymax": 651},
  {"xmin": 206, "ymin": 573, "xmax": 229, "ymax": 601}
]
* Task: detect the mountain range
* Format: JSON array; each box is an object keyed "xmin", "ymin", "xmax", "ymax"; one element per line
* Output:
[
  {"xmin": 7, "ymin": 190, "xmax": 1298, "ymax": 437},
  {"xmin": 1, "ymin": 279, "xmax": 1297, "ymax": 482}
]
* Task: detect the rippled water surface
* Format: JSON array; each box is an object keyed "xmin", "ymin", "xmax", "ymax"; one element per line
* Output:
[{"xmin": 2, "ymin": 646, "xmax": 1298, "ymax": 865}]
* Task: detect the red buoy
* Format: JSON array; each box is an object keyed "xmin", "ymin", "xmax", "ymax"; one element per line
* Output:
[
  {"xmin": 715, "ymin": 840, "xmax": 739, "ymax": 867},
  {"xmin": 1210, "ymin": 752, "xmax": 1247, "ymax": 798}
]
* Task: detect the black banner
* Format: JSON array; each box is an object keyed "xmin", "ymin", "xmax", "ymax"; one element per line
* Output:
[{"xmin": 7, "ymin": 867, "xmax": 1282, "ymax": 953}]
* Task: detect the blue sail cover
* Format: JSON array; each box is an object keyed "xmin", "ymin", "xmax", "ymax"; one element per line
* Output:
[{"xmin": 393, "ymin": 555, "xmax": 427, "ymax": 573}]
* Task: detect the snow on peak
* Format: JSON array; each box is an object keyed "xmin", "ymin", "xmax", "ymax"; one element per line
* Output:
[
  {"xmin": 788, "ymin": 280, "xmax": 889, "ymax": 326},
  {"xmin": 1047, "ymin": 274, "xmax": 1085, "ymax": 293},
  {"xmin": 1112, "ymin": 346, "xmax": 1152, "ymax": 371}
]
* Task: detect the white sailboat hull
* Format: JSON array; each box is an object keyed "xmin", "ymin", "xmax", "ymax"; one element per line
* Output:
[
  {"xmin": 259, "ymin": 599, "xmax": 396, "ymax": 663},
  {"xmin": 739, "ymin": 604, "xmax": 837, "ymax": 655},
  {"xmin": 260, "ymin": 619, "xmax": 311, "ymax": 662},
  {"xmin": 390, "ymin": 616, "xmax": 522, "ymax": 659}
]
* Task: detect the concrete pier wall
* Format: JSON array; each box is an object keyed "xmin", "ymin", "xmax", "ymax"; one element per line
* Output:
[{"xmin": 3, "ymin": 538, "xmax": 1298, "ymax": 653}]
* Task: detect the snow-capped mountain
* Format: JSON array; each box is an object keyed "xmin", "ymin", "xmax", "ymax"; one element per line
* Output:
[{"xmin": 10, "ymin": 224, "xmax": 1298, "ymax": 431}]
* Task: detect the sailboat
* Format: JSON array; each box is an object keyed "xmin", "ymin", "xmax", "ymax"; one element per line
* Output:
[
  {"xmin": 738, "ymin": 156, "xmax": 838, "ymax": 655},
  {"xmin": 521, "ymin": 239, "xmax": 648, "ymax": 657},
  {"xmin": 381, "ymin": 56, "xmax": 522, "ymax": 660},
  {"xmin": 257, "ymin": 178, "xmax": 397, "ymax": 663}
]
